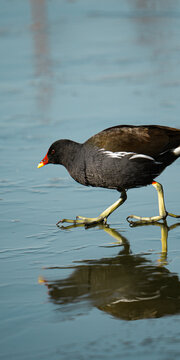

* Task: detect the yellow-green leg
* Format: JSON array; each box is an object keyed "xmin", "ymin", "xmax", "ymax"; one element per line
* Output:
[
  {"xmin": 57, "ymin": 190, "xmax": 127, "ymax": 226},
  {"xmin": 127, "ymin": 181, "xmax": 180, "ymax": 224}
]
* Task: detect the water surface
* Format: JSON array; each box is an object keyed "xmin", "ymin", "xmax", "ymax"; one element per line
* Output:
[{"xmin": 1, "ymin": 1, "xmax": 180, "ymax": 359}]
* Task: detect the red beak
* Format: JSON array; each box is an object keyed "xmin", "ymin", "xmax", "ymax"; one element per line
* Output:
[{"xmin": 37, "ymin": 153, "xmax": 49, "ymax": 168}]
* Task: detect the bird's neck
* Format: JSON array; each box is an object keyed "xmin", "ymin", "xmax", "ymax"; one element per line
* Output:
[
  {"xmin": 59, "ymin": 140, "xmax": 81, "ymax": 166},
  {"xmin": 59, "ymin": 140, "xmax": 86, "ymax": 183}
]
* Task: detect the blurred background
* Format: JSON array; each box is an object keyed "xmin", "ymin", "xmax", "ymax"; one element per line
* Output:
[{"xmin": 1, "ymin": 1, "xmax": 180, "ymax": 359}]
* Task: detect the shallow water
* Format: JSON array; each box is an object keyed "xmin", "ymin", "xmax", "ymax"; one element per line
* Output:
[{"xmin": 1, "ymin": 0, "xmax": 180, "ymax": 359}]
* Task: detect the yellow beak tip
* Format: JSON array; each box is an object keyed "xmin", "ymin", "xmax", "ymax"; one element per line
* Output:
[
  {"xmin": 37, "ymin": 162, "xmax": 44, "ymax": 169},
  {"xmin": 38, "ymin": 276, "xmax": 46, "ymax": 284}
]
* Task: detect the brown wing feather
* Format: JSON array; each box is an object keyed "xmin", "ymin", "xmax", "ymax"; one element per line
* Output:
[{"xmin": 86, "ymin": 125, "xmax": 180, "ymax": 157}]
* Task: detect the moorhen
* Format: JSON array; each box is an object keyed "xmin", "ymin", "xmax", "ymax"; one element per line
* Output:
[{"xmin": 38, "ymin": 125, "xmax": 180, "ymax": 225}]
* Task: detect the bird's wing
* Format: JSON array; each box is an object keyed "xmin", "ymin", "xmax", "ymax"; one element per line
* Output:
[{"xmin": 85, "ymin": 125, "xmax": 180, "ymax": 158}]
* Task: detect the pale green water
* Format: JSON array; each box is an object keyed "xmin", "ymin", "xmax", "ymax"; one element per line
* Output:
[{"xmin": 1, "ymin": 1, "xmax": 180, "ymax": 359}]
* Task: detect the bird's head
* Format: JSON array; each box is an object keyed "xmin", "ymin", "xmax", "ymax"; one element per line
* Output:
[{"xmin": 37, "ymin": 140, "xmax": 65, "ymax": 168}]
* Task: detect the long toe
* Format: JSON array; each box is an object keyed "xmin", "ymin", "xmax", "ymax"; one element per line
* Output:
[
  {"xmin": 76, "ymin": 215, "xmax": 106, "ymax": 225},
  {"xmin": 56, "ymin": 218, "xmax": 76, "ymax": 225},
  {"xmin": 168, "ymin": 212, "xmax": 180, "ymax": 218},
  {"xmin": 57, "ymin": 215, "xmax": 107, "ymax": 226},
  {"xmin": 126, "ymin": 214, "xmax": 166, "ymax": 224}
]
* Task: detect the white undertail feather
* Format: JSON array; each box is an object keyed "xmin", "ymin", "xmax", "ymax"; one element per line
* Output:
[{"xmin": 173, "ymin": 146, "xmax": 180, "ymax": 156}]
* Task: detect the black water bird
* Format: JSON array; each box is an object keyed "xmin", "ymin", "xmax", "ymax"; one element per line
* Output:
[{"xmin": 38, "ymin": 125, "xmax": 180, "ymax": 225}]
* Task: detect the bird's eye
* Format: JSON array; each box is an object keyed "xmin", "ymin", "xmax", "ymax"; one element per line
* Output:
[{"xmin": 51, "ymin": 149, "xmax": 55, "ymax": 155}]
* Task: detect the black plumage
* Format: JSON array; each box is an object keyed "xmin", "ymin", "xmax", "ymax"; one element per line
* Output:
[{"xmin": 38, "ymin": 125, "xmax": 180, "ymax": 225}]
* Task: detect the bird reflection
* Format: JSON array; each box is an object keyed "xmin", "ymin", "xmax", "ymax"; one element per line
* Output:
[
  {"xmin": 40, "ymin": 221, "xmax": 180, "ymax": 320},
  {"xmin": 58, "ymin": 220, "xmax": 179, "ymax": 261}
]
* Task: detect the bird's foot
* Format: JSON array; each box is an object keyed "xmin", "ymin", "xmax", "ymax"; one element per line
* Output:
[
  {"xmin": 127, "ymin": 211, "xmax": 180, "ymax": 225},
  {"xmin": 56, "ymin": 215, "xmax": 107, "ymax": 227},
  {"xmin": 56, "ymin": 192, "xmax": 127, "ymax": 227}
]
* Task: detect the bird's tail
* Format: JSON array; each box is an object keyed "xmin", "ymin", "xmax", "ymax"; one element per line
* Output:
[{"xmin": 157, "ymin": 145, "xmax": 180, "ymax": 167}]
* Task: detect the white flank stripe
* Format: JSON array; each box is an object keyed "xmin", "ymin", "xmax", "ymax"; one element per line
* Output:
[
  {"xmin": 130, "ymin": 154, "xmax": 155, "ymax": 161},
  {"xmin": 100, "ymin": 149, "xmax": 135, "ymax": 159},
  {"xmin": 100, "ymin": 149, "xmax": 158, "ymax": 162},
  {"xmin": 173, "ymin": 146, "xmax": 180, "ymax": 156}
]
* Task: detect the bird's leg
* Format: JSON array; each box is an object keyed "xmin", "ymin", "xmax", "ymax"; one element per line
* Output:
[
  {"xmin": 127, "ymin": 181, "xmax": 180, "ymax": 224},
  {"xmin": 57, "ymin": 190, "xmax": 127, "ymax": 226}
]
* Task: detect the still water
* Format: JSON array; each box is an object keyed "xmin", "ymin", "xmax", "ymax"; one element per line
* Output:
[{"xmin": 1, "ymin": 0, "xmax": 180, "ymax": 359}]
